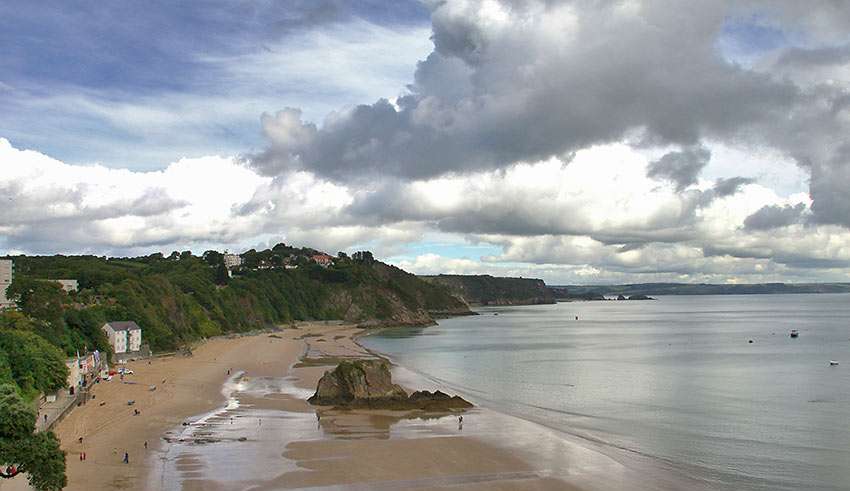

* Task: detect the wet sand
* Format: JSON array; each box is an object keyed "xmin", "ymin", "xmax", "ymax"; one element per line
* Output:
[{"xmin": 50, "ymin": 322, "xmax": 628, "ymax": 490}]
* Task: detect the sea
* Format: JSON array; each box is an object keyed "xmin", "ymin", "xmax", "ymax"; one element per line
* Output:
[{"xmin": 360, "ymin": 294, "xmax": 850, "ymax": 491}]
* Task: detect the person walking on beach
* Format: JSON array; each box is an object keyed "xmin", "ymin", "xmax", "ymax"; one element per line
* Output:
[
  {"xmin": 123, "ymin": 452, "xmax": 129, "ymax": 464},
  {"xmin": 144, "ymin": 441, "xmax": 148, "ymax": 450}
]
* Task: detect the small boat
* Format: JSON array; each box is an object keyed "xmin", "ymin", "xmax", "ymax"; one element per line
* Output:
[
  {"xmin": 790, "ymin": 330, "xmax": 799, "ymax": 338},
  {"xmin": 830, "ymin": 360, "xmax": 839, "ymax": 366}
]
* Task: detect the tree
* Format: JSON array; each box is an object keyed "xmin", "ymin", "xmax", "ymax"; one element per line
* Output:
[
  {"xmin": 0, "ymin": 331, "xmax": 68, "ymax": 396},
  {"xmin": 0, "ymin": 385, "xmax": 66, "ymax": 490},
  {"xmin": 202, "ymin": 250, "xmax": 223, "ymax": 266},
  {"xmin": 214, "ymin": 263, "xmax": 230, "ymax": 286},
  {"xmin": 7, "ymin": 279, "xmax": 66, "ymax": 329},
  {"xmin": 352, "ymin": 251, "xmax": 374, "ymax": 264}
]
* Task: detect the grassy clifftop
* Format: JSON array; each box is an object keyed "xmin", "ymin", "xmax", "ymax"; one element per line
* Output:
[
  {"xmin": 2, "ymin": 246, "xmax": 468, "ymax": 353},
  {"xmin": 420, "ymin": 274, "xmax": 555, "ymax": 306}
]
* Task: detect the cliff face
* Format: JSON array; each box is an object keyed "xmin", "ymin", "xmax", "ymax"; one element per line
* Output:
[
  {"xmin": 419, "ymin": 274, "xmax": 555, "ymax": 306},
  {"xmin": 325, "ymin": 261, "xmax": 471, "ymax": 327}
]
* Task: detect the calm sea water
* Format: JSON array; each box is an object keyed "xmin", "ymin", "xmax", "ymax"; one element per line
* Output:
[{"xmin": 360, "ymin": 294, "xmax": 850, "ymax": 491}]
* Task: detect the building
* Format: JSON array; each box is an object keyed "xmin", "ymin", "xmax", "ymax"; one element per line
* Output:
[
  {"xmin": 102, "ymin": 321, "xmax": 143, "ymax": 354},
  {"xmin": 223, "ymin": 253, "xmax": 242, "ymax": 269},
  {"xmin": 65, "ymin": 358, "xmax": 82, "ymax": 394},
  {"xmin": 0, "ymin": 259, "xmax": 13, "ymax": 309},
  {"xmin": 54, "ymin": 279, "xmax": 78, "ymax": 292},
  {"xmin": 310, "ymin": 254, "xmax": 334, "ymax": 268}
]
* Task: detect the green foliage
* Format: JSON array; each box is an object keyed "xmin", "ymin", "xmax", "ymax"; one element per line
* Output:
[
  {"xmin": 4, "ymin": 248, "xmax": 468, "ymax": 352},
  {"xmin": 0, "ymin": 384, "xmax": 66, "ymax": 491},
  {"xmin": 0, "ymin": 331, "xmax": 68, "ymax": 396},
  {"xmin": 7, "ymin": 278, "xmax": 66, "ymax": 330}
]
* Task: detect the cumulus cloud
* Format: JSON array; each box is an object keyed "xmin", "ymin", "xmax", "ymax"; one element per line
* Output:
[
  {"xmin": 7, "ymin": 0, "xmax": 850, "ymax": 284},
  {"xmin": 0, "ymin": 138, "xmax": 269, "ymax": 253},
  {"xmin": 5, "ymin": 137, "xmax": 850, "ymax": 283},
  {"xmin": 248, "ymin": 0, "xmax": 850, "ymax": 234}
]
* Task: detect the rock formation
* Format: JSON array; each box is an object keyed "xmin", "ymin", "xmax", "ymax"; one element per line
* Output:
[{"xmin": 308, "ymin": 359, "xmax": 473, "ymax": 410}]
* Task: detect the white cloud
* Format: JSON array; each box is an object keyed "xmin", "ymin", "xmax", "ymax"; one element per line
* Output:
[{"xmin": 4, "ymin": 135, "xmax": 850, "ymax": 283}]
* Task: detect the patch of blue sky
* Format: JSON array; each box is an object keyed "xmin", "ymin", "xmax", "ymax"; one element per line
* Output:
[
  {"xmin": 716, "ymin": 13, "xmax": 798, "ymax": 67},
  {"xmin": 0, "ymin": 1, "xmax": 431, "ymax": 170},
  {"xmin": 385, "ymin": 241, "xmax": 504, "ymax": 266}
]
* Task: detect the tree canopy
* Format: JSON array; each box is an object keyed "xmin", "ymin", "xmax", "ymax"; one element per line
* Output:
[{"xmin": 0, "ymin": 385, "xmax": 66, "ymax": 490}]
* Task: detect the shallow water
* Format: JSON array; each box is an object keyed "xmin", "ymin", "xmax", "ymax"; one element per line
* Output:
[{"xmin": 360, "ymin": 294, "xmax": 850, "ymax": 491}]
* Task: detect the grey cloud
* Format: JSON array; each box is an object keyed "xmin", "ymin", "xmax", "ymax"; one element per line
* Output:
[
  {"xmin": 808, "ymin": 143, "xmax": 850, "ymax": 226},
  {"xmin": 250, "ymin": 0, "xmax": 805, "ymax": 182},
  {"xmin": 647, "ymin": 146, "xmax": 711, "ymax": 191},
  {"xmin": 247, "ymin": 0, "xmax": 850, "ymax": 239},
  {"xmin": 713, "ymin": 177, "xmax": 755, "ymax": 197},
  {"xmin": 776, "ymin": 44, "xmax": 850, "ymax": 68},
  {"xmin": 743, "ymin": 203, "xmax": 808, "ymax": 230}
]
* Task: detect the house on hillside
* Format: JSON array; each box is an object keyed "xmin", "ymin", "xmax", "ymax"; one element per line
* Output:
[
  {"xmin": 310, "ymin": 253, "xmax": 334, "ymax": 268},
  {"xmin": 0, "ymin": 259, "xmax": 13, "ymax": 309},
  {"xmin": 55, "ymin": 279, "xmax": 78, "ymax": 292},
  {"xmin": 102, "ymin": 321, "xmax": 142, "ymax": 354},
  {"xmin": 223, "ymin": 253, "xmax": 242, "ymax": 269}
]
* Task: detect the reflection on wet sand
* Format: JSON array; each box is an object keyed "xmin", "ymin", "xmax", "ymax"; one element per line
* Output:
[{"xmin": 147, "ymin": 323, "xmax": 707, "ymax": 491}]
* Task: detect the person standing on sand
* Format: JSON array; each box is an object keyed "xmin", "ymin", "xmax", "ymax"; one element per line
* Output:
[
  {"xmin": 144, "ymin": 441, "xmax": 148, "ymax": 450},
  {"xmin": 123, "ymin": 452, "xmax": 129, "ymax": 464}
]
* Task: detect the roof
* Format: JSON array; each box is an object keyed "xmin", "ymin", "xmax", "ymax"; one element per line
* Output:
[{"xmin": 104, "ymin": 321, "xmax": 141, "ymax": 332}]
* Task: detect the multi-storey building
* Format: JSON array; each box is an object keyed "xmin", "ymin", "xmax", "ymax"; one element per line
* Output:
[{"xmin": 0, "ymin": 259, "xmax": 13, "ymax": 309}]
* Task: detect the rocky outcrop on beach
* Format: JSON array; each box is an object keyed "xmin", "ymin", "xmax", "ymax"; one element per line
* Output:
[{"xmin": 308, "ymin": 360, "xmax": 473, "ymax": 410}]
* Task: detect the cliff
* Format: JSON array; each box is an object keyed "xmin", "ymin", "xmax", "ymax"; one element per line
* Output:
[{"xmin": 419, "ymin": 274, "xmax": 555, "ymax": 306}]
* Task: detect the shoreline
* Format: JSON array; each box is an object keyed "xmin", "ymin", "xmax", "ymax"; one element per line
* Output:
[
  {"xmin": 47, "ymin": 320, "xmax": 667, "ymax": 490},
  {"xmin": 354, "ymin": 321, "xmax": 722, "ymax": 491}
]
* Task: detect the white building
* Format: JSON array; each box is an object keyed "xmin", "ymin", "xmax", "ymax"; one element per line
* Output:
[
  {"xmin": 55, "ymin": 279, "xmax": 78, "ymax": 292},
  {"xmin": 223, "ymin": 253, "xmax": 242, "ymax": 269},
  {"xmin": 0, "ymin": 259, "xmax": 13, "ymax": 309},
  {"xmin": 102, "ymin": 321, "xmax": 142, "ymax": 354},
  {"xmin": 65, "ymin": 358, "xmax": 82, "ymax": 393}
]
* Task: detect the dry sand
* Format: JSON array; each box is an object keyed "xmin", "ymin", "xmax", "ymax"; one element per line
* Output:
[
  {"xmin": 41, "ymin": 322, "xmax": 592, "ymax": 490},
  {"xmin": 53, "ymin": 329, "xmax": 303, "ymax": 490}
]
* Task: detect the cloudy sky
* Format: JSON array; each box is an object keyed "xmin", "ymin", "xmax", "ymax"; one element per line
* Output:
[{"xmin": 3, "ymin": 0, "xmax": 850, "ymax": 285}]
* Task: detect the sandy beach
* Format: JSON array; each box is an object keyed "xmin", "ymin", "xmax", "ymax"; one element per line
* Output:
[{"xmin": 35, "ymin": 322, "xmax": 629, "ymax": 490}]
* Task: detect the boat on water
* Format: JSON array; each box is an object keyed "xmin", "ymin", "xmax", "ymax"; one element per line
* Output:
[
  {"xmin": 790, "ymin": 330, "xmax": 799, "ymax": 338},
  {"xmin": 830, "ymin": 360, "xmax": 840, "ymax": 366}
]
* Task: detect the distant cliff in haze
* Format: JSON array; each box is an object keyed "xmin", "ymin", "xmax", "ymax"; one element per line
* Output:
[
  {"xmin": 420, "ymin": 274, "xmax": 555, "ymax": 306},
  {"xmin": 552, "ymin": 282, "xmax": 850, "ymax": 299}
]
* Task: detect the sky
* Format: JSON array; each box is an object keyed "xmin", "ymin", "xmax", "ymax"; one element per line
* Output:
[{"xmin": 2, "ymin": 0, "xmax": 850, "ymax": 285}]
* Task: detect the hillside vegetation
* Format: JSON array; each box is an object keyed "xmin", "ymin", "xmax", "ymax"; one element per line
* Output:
[
  {"xmin": 0, "ymin": 245, "xmax": 468, "ymax": 397},
  {"xmin": 420, "ymin": 274, "xmax": 555, "ymax": 306}
]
